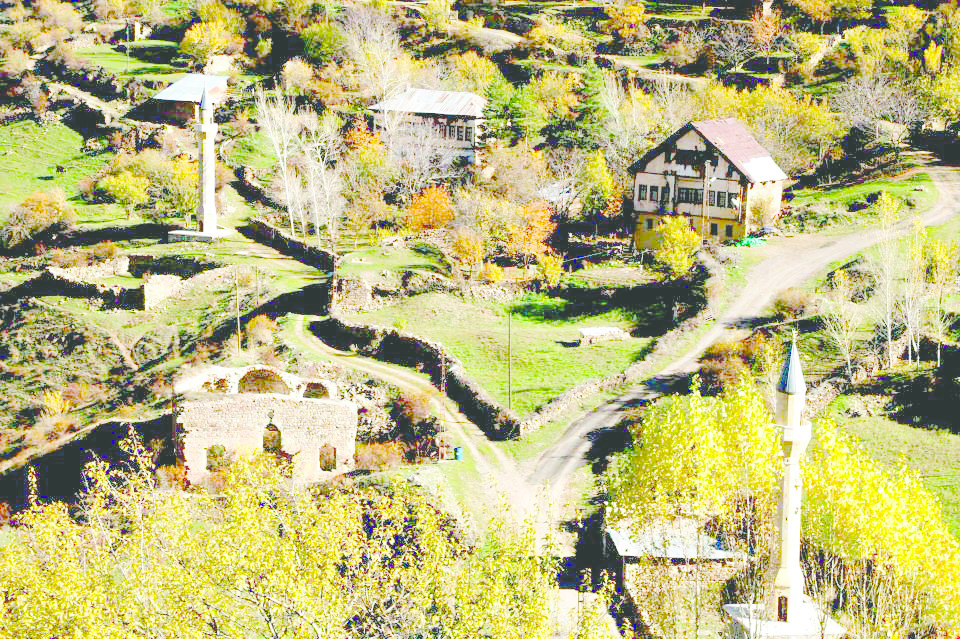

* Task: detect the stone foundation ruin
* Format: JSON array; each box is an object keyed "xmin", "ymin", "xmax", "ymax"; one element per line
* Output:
[{"xmin": 174, "ymin": 365, "xmax": 357, "ymax": 486}]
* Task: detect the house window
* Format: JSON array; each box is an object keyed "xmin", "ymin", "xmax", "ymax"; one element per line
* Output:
[
  {"xmin": 677, "ymin": 188, "xmax": 702, "ymax": 204},
  {"xmin": 717, "ymin": 192, "xmax": 727, "ymax": 208},
  {"xmin": 729, "ymin": 193, "xmax": 738, "ymax": 208},
  {"xmin": 726, "ymin": 163, "xmax": 734, "ymax": 177},
  {"xmin": 650, "ymin": 186, "xmax": 659, "ymax": 201},
  {"xmin": 710, "ymin": 223, "xmax": 718, "ymax": 236},
  {"xmin": 637, "ymin": 184, "xmax": 647, "ymax": 200},
  {"xmin": 465, "ymin": 126, "xmax": 473, "ymax": 141},
  {"xmin": 448, "ymin": 124, "xmax": 455, "ymax": 138},
  {"xmin": 661, "ymin": 186, "xmax": 669, "ymax": 202},
  {"xmin": 319, "ymin": 444, "xmax": 337, "ymax": 472},
  {"xmin": 457, "ymin": 126, "xmax": 464, "ymax": 141},
  {"xmin": 709, "ymin": 191, "xmax": 716, "ymax": 206},
  {"xmin": 694, "ymin": 189, "xmax": 702, "ymax": 204},
  {"xmin": 646, "ymin": 218, "xmax": 653, "ymax": 230},
  {"xmin": 725, "ymin": 224, "xmax": 734, "ymax": 238}
]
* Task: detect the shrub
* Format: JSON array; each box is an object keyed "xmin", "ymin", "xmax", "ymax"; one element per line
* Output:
[
  {"xmin": 98, "ymin": 171, "xmax": 150, "ymax": 214},
  {"xmin": 1, "ymin": 190, "xmax": 77, "ymax": 250},
  {"xmin": 179, "ymin": 21, "xmax": 241, "ymax": 67},
  {"xmin": 301, "ymin": 22, "xmax": 344, "ymax": 64},
  {"xmin": 537, "ymin": 253, "xmax": 564, "ymax": 289},
  {"xmin": 422, "ymin": 0, "xmax": 452, "ymax": 31},
  {"xmin": 772, "ymin": 287, "xmax": 810, "ymax": 319},
  {"xmin": 35, "ymin": 0, "xmax": 83, "ymax": 33},
  {"xmin": 406, "ymin": 186, "xmax": 454, "ymax": 232},
  {"xmin": 280, "ymin": 57, "xmax": 314, "ymax": 96},
  {"xmin": 0, "ymin": 43, "xmax": 31, "ymax": 78},
  {"xmin": 244, "ymin": 315, "xmax": 278, "ymax": 348},
  {"xmin": 451, "ymin": 228, "xmax": 484, "ymax": 272},
  {"xmin": 482, "ymin": 261, "xmax": 503, "ymax": 283},
  {"xmin": 354, "ymin": 441, "xmax": 404, "ymax": 471}
]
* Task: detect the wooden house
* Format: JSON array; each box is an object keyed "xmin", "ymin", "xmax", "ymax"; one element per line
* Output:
[{"xmin": 629, "ymin": 118, "xmax": 787, "ymax": 249}]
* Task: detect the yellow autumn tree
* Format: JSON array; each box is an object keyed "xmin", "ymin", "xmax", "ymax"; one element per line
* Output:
[
  {"xmin": 653, "ymin": 215, "xmax": 700, "ymax": 279},
  {"xmin": 179, "ymin": 20, "xmax": 241, "ymax": 67},
  {"xmin": 406, "ymin": 186, "xmax": 455, "ymax": 231},
  {"xmin": 0, "ymin": 431, "xmax": 558, "ymax": 637}
]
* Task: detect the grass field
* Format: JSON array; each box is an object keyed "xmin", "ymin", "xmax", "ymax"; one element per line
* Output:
[
  {"xmin": 350, "ymin": 290, "xmax": 654, "ymax": 417},
  {"xmin": 783, "ymin": 172, "xmax": 936, "ymax": 233},
  {"xmin": 77, "ymin": 43, "xmax": 186, "ymax": 84},
  {"xmin": 0, "ymin": 120, "xmax": 122, "ymax": 226}
]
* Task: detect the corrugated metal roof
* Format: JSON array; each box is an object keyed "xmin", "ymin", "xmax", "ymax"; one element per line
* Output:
[
  {"xmin": 607, "ymin": 519, "xmax": 745, "ymax": 561},
  {"xmin": 153, "ymin": 74, "xmax": 229, "ymax": 104},
  {"xmin": 370, "ymin": 88, "xmax": 485, "ymax": 118},
  {"xmin": 690, "ymin": 118, "xmax": 788, "ymax": 183}
]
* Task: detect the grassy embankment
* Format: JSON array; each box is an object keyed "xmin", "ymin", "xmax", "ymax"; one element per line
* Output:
[{"xmin": 342, "ymin": 248, "xmax": 661, "ymax": 417}]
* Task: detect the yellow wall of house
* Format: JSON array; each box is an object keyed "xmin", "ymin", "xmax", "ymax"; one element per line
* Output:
[{"xmin": 633, "ymin": 214, "xmax": 747, "ymax": 251}]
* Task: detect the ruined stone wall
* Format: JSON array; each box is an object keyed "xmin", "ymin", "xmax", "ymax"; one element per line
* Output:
[
  {"xmin": 178, "ymin": 394, "xmax": 358, "ymax": 486},
  {"xmin": 243, "ymin": 219, "xmax": 340, "ymax": 273},
  {"xmin": 50, "ymin": 256, "xmax": 130, "ymax": 280}
]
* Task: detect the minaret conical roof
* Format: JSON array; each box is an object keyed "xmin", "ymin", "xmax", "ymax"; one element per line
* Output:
[
  {"xmin": 777, "ymin": 338, "xmax": 805, "ymax": 395},
  {"xmin": 199, "ymin": 83, "xmax": 210, "ymax": 110}
]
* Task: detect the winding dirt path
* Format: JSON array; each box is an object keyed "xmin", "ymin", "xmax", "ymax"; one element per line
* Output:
[
  {"xmin": 528, "ymin": 162, "xmax": 960, "ymax": 507},
  {"xmin": 290, "ymin": 314, "xmax": 537, "ymax": 517}
]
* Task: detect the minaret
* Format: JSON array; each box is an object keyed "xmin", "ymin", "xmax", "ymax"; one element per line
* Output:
[
  {"xmin": 197, "ymin": 83, "xmax": 218, "ymax": 235},
  {"xmin": 764, "ymin": 338, "xmax": 812, "ymax": 622}
]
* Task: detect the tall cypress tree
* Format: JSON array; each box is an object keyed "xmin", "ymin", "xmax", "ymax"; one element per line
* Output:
[{"xmin": 541, "ymin": 62, "xmax": 612, "ymax": 150}]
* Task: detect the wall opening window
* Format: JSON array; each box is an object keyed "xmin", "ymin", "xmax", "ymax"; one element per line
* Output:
[
  {"xmin": 729, "ymin": 193, "xmax": 738, "ymax": 208},
  {"xmin": 457, "ymin": 126, "xmax": 464, "ymax": 141},
  {"xmin": 646, "ymin": 218, "xmax": 654, "ymax": 230},
  {"xmin": 725, "ymin": 225, "xmax": 734, "ymax": 238},
  {"xmin": 650, "ymin": 186, "xmax": 659, "ymax": 201},
  {"xmin": 717, "ymin": 192, "xmax": 726, "ymax": 207},
  {"xmin": 709, "ymin": 191, "xmax": 716, "ymax": 206},
  {"xmin": 661, "ymin": 186, "xmax": 670, "ymax": 202},
  {"xmin": 263, "ymin": 424, "xmax": 282, "ymax": 455},
  {"xmin": 637, "ymin": 185, "xmax": 647, "ymax": 200},
  {"xmin": 465, "ymin": 126, "xmax": 472, "ymax": 141},
  {"xmin": 239, "ymin": 370, "xmax": 290, "ymax": 395},
  {"xmin": 710, "ymin": 223, "xmax": 718, "ymax": 236},
  {"xmin": 319, "ymin": 444, "xmax": 337, "ymax": 472}
]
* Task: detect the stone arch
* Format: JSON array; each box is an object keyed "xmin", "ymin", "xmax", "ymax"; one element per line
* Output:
[
  {"xmin": 319, "ymin": 443, "xmax": 337, "ymax": 472},
  {"xmin": 238, "ymin": 368, "xmax": 290, "ymax": 395},
  {"xmin": 303, "ymin": 381, "xmax": 331, "ymax": 399},
  {"xmin": 263, "ymin": 423, "xmax": 282, "ymax": 454}
]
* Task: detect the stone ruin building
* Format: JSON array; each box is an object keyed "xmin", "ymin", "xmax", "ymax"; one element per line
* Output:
[{"xmin": 174, "ymin": 365, "xmax": 358, "ymax": 486}]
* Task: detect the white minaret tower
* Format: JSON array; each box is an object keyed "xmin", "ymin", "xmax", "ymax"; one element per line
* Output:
[
  {"xmin": 723, "ymin": 339, "xmax": 845, "ymax": 639},
  {"xmin": 197, "ymin": 83, "xmax": 218, "ymax": 236},
  {"xmin": 765, "ymin": 338, "xmax": 811, "ymax": 623}
]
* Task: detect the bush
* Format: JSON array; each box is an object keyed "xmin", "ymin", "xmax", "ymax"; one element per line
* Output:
[
  {"xmin": 354, "ymin": 441, "xmax": 404, "ymax": 471},
  {"xmin": 537, "ymin": 253, "xmax": 564, "ymax": 289},
  {"xmin": 244, "ymin": 314, "xmax": 278, "ymax": 349},
  {"xmin": 406, "ymin": 186, "xmax": 454, "ymax": 232},
  {"xmin": 300, "ymin": 22, "xmax": 344, "ymax": 64},
  {"xmin": 280, "ymin": 57, "xmax": 314, "ymax": 96},
  {"xmin": 772, "ymin": 287, "xmax": 810, "ymax": 319},
  {"xmin": 35, "ymin": 0, "xmax": 83, "ymax": 33},
  {"xmin": 1, "ymin": 190, "xmax": 77, "ymax": 250},
  {"xmin": 99, "ymin": 171, "xmax": 150, "ymax": 214},
  {"xmin": 179, "ymin": 21, "xmax": 241, "ymax": 67},
  {"xmin": 0, "ymin": 43, "xmax": 31, "ymax": 78},
  {"xmin": 482, "ymin": 261, "xmax": 503, "ymax": 283}
]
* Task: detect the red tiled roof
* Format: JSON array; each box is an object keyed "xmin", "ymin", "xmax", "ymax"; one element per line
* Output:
[{"xmin": 690, "ymin": 118, "xmax": 787, "ymax": 183}]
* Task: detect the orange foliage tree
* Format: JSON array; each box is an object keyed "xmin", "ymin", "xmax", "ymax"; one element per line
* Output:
[
  {"xmin": 506, "ymin": 201, "xmax": 556, "ymax": 268},
  {"xmin": 406, "ymin": 186, "xmax": 454, "ymax": 232}
]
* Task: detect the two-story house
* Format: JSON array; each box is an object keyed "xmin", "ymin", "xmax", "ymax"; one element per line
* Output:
[
  {"xmin": 629, "ymin": 118, "xmax": 787, "ymax": 250},
  {"xmin": 370, "ymin": 88, "xmax": 486, "ymax": 164}
]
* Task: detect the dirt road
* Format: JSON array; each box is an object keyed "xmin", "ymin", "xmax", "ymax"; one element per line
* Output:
[
  {"xmin": 291, "ymin": 315, "xmax": 538, "ymax": 517},
  {"xmin": 528, "ymin": 163, "xmax": 960, "ymax": 506}
]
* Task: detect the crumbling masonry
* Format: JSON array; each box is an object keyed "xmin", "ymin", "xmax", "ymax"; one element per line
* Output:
[{"xmin": 174, "ymin": 365, "xmax": 358, "ymax": 486}]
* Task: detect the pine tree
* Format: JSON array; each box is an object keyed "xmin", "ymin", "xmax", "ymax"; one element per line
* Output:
[{"xmin": 541, "ymin": 62, "xmax": 612, "ymax": 150}]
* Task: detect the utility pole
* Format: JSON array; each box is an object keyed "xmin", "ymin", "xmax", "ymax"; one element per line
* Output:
[
  {"xmin": 507, "ymin": 311, "xmax": 512, "ymax": 411},
  {"xmin": 235, "ymin": 269, "xmax": 241, "ymax": 354}
]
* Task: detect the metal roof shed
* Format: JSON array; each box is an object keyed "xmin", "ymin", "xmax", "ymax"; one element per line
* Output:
[
  {"xmin": 370, "ymin": 88, "xmax": 485, "ymax": 118},
  {"xmin": 153, "ymin": 74, "xmax": 229, "ymax": 105}
]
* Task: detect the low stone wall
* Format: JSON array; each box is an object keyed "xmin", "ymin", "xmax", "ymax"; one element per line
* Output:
[
  {"xmin": 312, "ymin": 316, "xmax": 521, "ymax": 439},
  {"xmin": 0, "ymin": 269, "xmax": 142, "ymax": 309},
  {"xmin": 243, "ymin": 219, "xmax": 340, "ymax": 273},
  {"xmin": 51, "ymin": 256, "xmax": 130, "ymax": 281}
]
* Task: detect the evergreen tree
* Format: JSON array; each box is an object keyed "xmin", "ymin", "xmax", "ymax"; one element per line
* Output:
[
  {"xmin": 482, "ymin": 78, "xmax": 516, "ymax": 146},
  {"xmin": 541, "ymin": 62, "xmax": 612, "ymax": 150}
]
